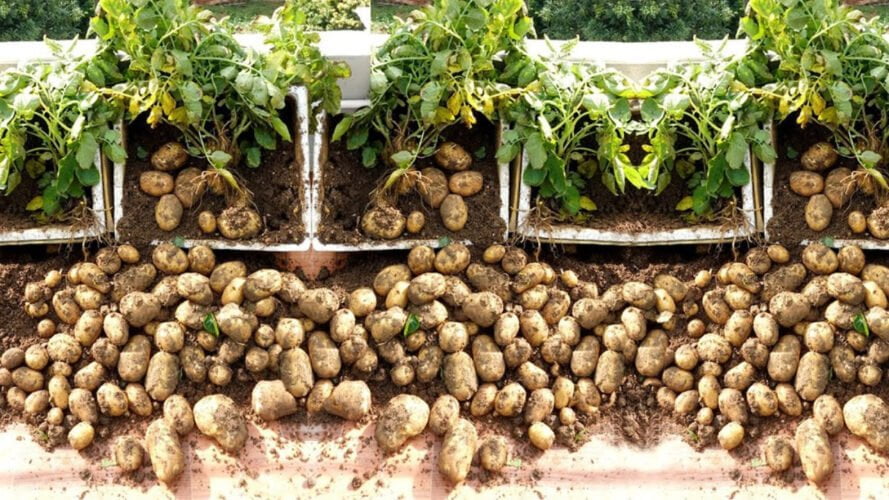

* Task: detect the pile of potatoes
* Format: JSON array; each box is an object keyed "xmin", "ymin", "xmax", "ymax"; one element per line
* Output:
[
  {"xmin": 791, "ymin": 141, "xmax": 888, "ymax": 238},
  {"xmin": 141, "ymin": 141, "xmax": 264, "ymax": 240},
  {"xmin": 360, "ymin": 141, "xmax": 485, "ymax": 239},
  {"xmin": 5, "ymin": 240, "xmax": 889, "ymax": 487}
]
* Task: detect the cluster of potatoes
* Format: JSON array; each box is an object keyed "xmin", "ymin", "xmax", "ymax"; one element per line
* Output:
[
  {"xmin": 361, "ymin": 141, "xmax": 485, "ymax": 240},
  {"xmin": 791, "ymin": 142, "xmax": 889, "ymax": 238},
  {"xmin": 4, "ymin": 240, "xmax": 889, "ymax": 487},
  {"xmin": 141, "ymin": 142, "xmax": 264, "ymax": 240}
]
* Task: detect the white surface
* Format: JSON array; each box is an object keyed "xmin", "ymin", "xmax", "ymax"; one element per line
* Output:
[
  {"xmin": 0, "ymin": 152, "xmax": 109, "ymax": 246},
  {"xmin": 308, "ymin": 116, "xmax": 511, "ymax": 252},
  {"xmin": 112, "ymin": 87, "xmax": 312, "ymax": 252}
]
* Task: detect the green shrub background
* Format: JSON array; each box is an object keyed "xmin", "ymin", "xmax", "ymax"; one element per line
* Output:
[
  {"xmin": 527, "ymin": 0, "xmax": 746, "ymax": 42},
  {"xmin": 0, "ymin": 0, "xmax": 95, "ymax": 41}
]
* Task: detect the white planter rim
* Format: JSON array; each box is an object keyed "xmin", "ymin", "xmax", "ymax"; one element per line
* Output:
[
  {"xmin": 0, "ymin": 152, "xmax": 109, "ymax": 246},
  {"xmin": 112, "ymin": 87, "xmax": 312, "ymax": 252},
  {"xmin": 309, "ymin": 115, "xmax": 511, "ymax": 252},
  {"xmin": 762, "ymin": 121, "xmax": 889, "ymax": 250}
]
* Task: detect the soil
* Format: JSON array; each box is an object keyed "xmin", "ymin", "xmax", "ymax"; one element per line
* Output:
[
  {"xmin": 319, "ymin": 117, "xmax": 506, "ymax": 247},
  {"xmin": 528, "ymin": 135, "xmax": 746, "ymax": 236},
  {"xmin": 766, "ymin": 119, "xmax": 883, "ymax": 245},
  {"xmin": 116, "ymin": 103, "xmax": 305, "ymax": 247},
  {"xmin": 0, "ymin": 171, "xmax": 96, "ymax": 233}
]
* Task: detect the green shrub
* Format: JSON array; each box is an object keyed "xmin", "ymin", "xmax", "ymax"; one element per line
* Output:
[
  {"xmin": 0, "ymin": 0, "xmax": 94, "ymax": 42},
  {"xmin": 528, "ymin": 0, "xmax": 745, "ymax": 42},
  {"xmin": 291, "ymin": 0, "xmax": 367, "ymax": 31}
]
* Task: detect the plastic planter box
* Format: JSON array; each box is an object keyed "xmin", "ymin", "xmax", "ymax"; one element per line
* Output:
[
  {"xmin": 0, "ymin": 152, "xmax": 110, "ymax": 246},
  {"xmin": 514, "ymin": 149, "xmax": 761, "ymax": 246},
  {"xmin": 112, "ymin": 87, "xmax": 312, "ymax": 252},
  {"xmin": 309, "ymin": 115, "xmax": 511, "ymax": 252},
  {"xmin": 762, "ymin": 122, "xmax": 889, "ymax": 250}
]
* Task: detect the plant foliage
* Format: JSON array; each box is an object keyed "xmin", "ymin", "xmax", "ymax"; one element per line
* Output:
[
  {"xmin": 0, "ymin": 0, "xmax": 94, "ymax": 42},
  {"xmin": 289, "ymin": 0, "xmax": 367, "ymax": 31}
]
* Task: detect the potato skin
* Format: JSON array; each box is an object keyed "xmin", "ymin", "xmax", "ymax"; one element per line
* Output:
[
  {"xmin": 843, "ymin": 394, "xmax": 889, "ymax": 452},
  {"xmin": 114, "ymin": 435, "xmax": 145, "ymax": 473},
  {"xmin": 323, "ymin": 381, "xmax": 372, "ymax": 421},
  {"xmin": 438, "ymin": 418, "xmax": 477, "ymax": 484},
  {"xmin": 374, "ymin": 394, "xmax": 430, "ymax": 453},
  {"xmin": 145, "ymin": 419, "xmax": 185, "ymax": 484},
  {"xmin": 145, "ymin": 352, "xmax": 180, "ymax": 401},
  {"xmin": 194, "ymin": 394, "xmax": 248, "ymax": 452},
  {"xmin": 443, "ymin": 352, "xmax": 478, "ymax": 401},
  {"xmin": 795, "ymin": 419, "xmax": 834, "ymax": 483}
]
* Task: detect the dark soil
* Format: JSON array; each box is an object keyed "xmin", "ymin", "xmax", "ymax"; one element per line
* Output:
[
  {"xmin": 0, "ymin": 172, "xmax": 95, "ymax": 233},
  {"xmin": 766, "ymin": 119, "xmax": 881, "ymax": 246},
  {"xmin": 319, "ymin": 117, "xmax": 506, "ymax": 247},
  {"xmin": 117, "ymin": 104, "xmax": 305, "ymax": 247}
]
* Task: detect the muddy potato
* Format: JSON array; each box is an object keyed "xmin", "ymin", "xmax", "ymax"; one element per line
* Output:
[
  {"xmin": 746, "ymin": 382, "xmax": 778, "ymax": 417},
  {"xmin": 67, "ymin": 421, "xmax": 95, "ymax": 451},
  {"xmin": 527, "ymin": 422, "xmax": 555, "ymax": 451},
  {"xmin": 47, "ymin": 375, "xmax": 70, "ymax": 409},
  {"xmin": 868, "ymin": 209, "xmax": 889, "ymax": 239},
  {"xmin": 822, "ymin": 167, "xmax": 854, "ymax": 209},
  {"xmin": 220, "ymin": 277, "xmax": 245, "ymax": 305},
  {"xmin": 697, "ymin": 334, "xmax": 732, "ymax": 364},
  {"xmin": 520, "ymin": 310, "xmax": 549, "ymax": 347},
  {"xmin": 759, "ymin": 436, "xmax": 794, "ymax": 474},
  {"xmin": 197, "ymin": 211, "xmax": 217, "ymax": 234},
  {"xmin": 685, "ymin": 319, "xmax": 705, "ymax": 338},
  {"xmin": 374, "ymin": 394, "xmax": 430, "ymax": 454},
  {"xmin": 810, "ymin": 394, "xmax": 844, "ymax": 436},
  {"xmin": 462, "ymin": 292, "xmax": 504, "ymax": 328},
  {"xmin": 68, "ymin": 388, "xmax": 98, "ymax": 423},
  {"xmin": 438, "ymin": 418, "xmax": 477, "ymax": 484},
  {"xmin": 656, "ymin": 387, "xmax": 676, "ymax": 410},
  {"xmin": 145, "ymin": 420, "xmax": 184, "ymax": 484},
  {"xmin": 621, "ymin": 281, "xmax": 656, "ymax": 310},
  {"xmin": 858, "ymin": 362, "xmax": 882, "ymax": 386},
  {"xmin": 308, "ymin": 332, "xmax": 341, "ymax": 378},
  {"xmin": 723, "ymin": 310, "xmax": 752, "ymax": 347},
  {"xmin": 674, "ymin": 390, "xmax": 699, "ymax": 415},
  {"xmin": 23, "ymin": 390, "xmax": 49, "ymax": 414},
  {"xmin": 635, "ymin": 330, "xmax": 668, "ymax": 377},
  {"xmin": 698, "ymin": 375, "xmax": 721, "ymax": 410},
  {"xmin": 520, "ymin": 285, "xmax": 548, "ymax": 310},
  {"xmin": 523, "ymin": 388, "xmax": 555, "ymax": 424},
  {"xmin": 192, "ymin": 394, "xmax": 247, "ymax": 453},
  {"xmin": 145, "ymin": 352, "xmax": 179, "ymax": 401},
  {"xmin": 769, "ymin": 292, "xmax": 810, "ymax": 327},
  {"xmin": 214, "ymin": 303, "xmax": 256, "ymax": 343},
  {"xmin": 140, "ymin": 170, "xmax": 175, "ymax": 197},
  {"xmin": 74, "ymin": 362, "xmax": 106, "ymax": 391},
  {"xmin": 663, "ymin": 367, "xmax": 694, "ymax": 393},
  {"xmin": 408, "ymin": 273, "xmax": 447, "ymax": 306},
  {"xmin": 836, "ymin": 245, "xmax": 865, "ymax": 274},
  {"xmin": 97, "ymin": 383, "xmax": 128, "ymax": 417},
  {"xmin": 721, "ymin": 285, "xmax": 751, "ymax": 311},
  {"xmin": 866, "ymin": 307, "xmax": 889, "ymax": 340},
  {"xmin": 155, "ymin": 194, "xmax": 184, "ymax": 231},
  {"xmin": 23, "ymin": 345, "xmax": 48, "ymax": 371},
  {"xmin": 305, "ymin": 380, "xmax": 333, "ymax": 414},
  {"xmin": 160, "ymin": 395, "xmax": 194, "ymax": 436},
  {"xmin": 323, "ymin": 381, "xmax": 371, "ymax": 421},
  {"xmin": 448, "ymin": 170, "xmax": 483, "ymax": 197},
  {"xmin": 740, "ymin": 338, "xmax": 769, "ymax": 370},
  {"xmin": 6, "ymin": 387, "xmax": 25, "ymax": 410},
  {"xmin": 801, "ymin": 243, "xmax": 838, "ymax": 276},
  {"xmin": 217, "ymin": 206, "xmax": 263, "ymax": 240},
  {"xmin": 207, "ymin": 262, "xmax": 246, "ymax": 295},
  {"xmin": 439, "ymin": 194, "xmax": 468, "ymax": 232},
  {"xmin": 767, "ymin": 335, "xmax": 801, "ymax": 383},
  {"xmin": 37, "ymin": 319, "xmax": 56, "ymax": 338},
  {"xmin": 789, "ymin": 170, "xmax": 825, "ymax": 197},
  {"xmin": 805, "ymin": 194, "xmax": 833, "ymax": 232},
  {"xmin": 296, "ymin": 288, "xmax": 338, "ymax": 324},
  {"xmin": 112, "ymin": 435, "xmax": 145, "ymax": 473},
  {"xmin": 804, "ymin": 322, "xmax": 835, "ymax": 353},
  {"xmin": 801, "ymin": 276, "xmax": 830, "ymax": 308},
  {"xmin": 123, "ymin": 384, "xmax": 151, "ymax": 417},
  {"xmin": 718, "ymin": 422, "xmax": 745, "ymax": 451},
  {"xmin": 279, "ymin": 347, "xmax": 313, "ymax": 397},
  {"xmin": 842, "ymin": 394, "xmax": 889, "ymax": 452},
  {"xmin": 571, "ymin": 298, "xmax": 608, "ymax": 329},
  {"xmin": 775, "ymin": 383, "xmax": 803, "ymax": 416},
  {"xmin": 824, "ymin": 300, "xmax": 861, "ymax": 330},
  {"xmin": 573, "ymin": 380, "xmax": 602, "ymax": 415},
  {"xmin": 718, "ymin": 388, "xmax": 748, "ymax": 424},
  {"xmin": 74, "ymin": 284, "xmax": 103, "ymax": 310},
  {"xmin": 116, "ymin": 335, "xmax": 150, "ymax": 383},
  {"xmin": 801, "ymin": 142, "xmax": 838, "ymax": 171},
  {"xmin": 434, "ymin": 243, "xmax": 471, "ymax": 275},
  {"xmin": 796, "ymin": 419, "xmax": 834, "ymax": 483},
  {"xmin": 72, "ymin": 310, "xmax": 102, "ymax": 347},
  {"xmin": 177, "ymin": 345, "xmax": 206, "ymax": 384},
  {"xmin": 151, "ymin": 141, "xmax": 188, "ymax": 171},
  {"xmin": 827, "ymin": 273, "xmax": 865, "ymax": 305},
  {"xmin": 702, "ymin": 291, "xmax": 731, "ymax": 324},
  {"xmin": 171, "ymin": 167, "xmax": 204, "ymax": 208},
  {"xmin": 846, "ymin": 210, "xmax": 868, "ymax": 234},
  {"xmin": 823, "ymin": 345, "xmax": 852, "ymax": 383},
  {"xmin": 444, "ymin": 352, "xmax": 478, "ymax": 401},
  {"xmin": 366, "ymin": 307, "xmax": 407, "ymax": 344},
  {"xmin": 52, "ymin": 289, "xmax": 82, "ymax": 325},
  {"xmin": 594, "ymin": 350, "xmax": 624, "ymax": 394}
]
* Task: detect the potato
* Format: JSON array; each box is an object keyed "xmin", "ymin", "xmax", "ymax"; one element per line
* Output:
[
  {"xmin": 768, "ymin": 335, "xmax": 801, "ymax": 382},
  {"xmin": 715, "ymin": 389, "xmax": 748, "ymax": 426},
  {"xmin": 434, "ymin": 243, "xmax": 471, "ymax": 275},
  {"xmin": 193, "ymin": 394, "xmax": 247, "ymax": 453},
  {"xmin": 837, "ymin": 245, "xmax": 865, "ymax": 274},
  {"xmin": 801, "ymin": 142, "xmax": 838, "ymax": 171},
  {"xmin": 429, "ymin": 394, "xmax": 460, "ymax": 436},
  {"xmin": 788, "ymin": 170, "xmax": 824, "ymax": 197},
  {"xmin": 702, "ymin": 290, "xmax": 731, "ymax": 324},
  {"xmin": 408, "ymin": 273, "xmax": 447, "ymax": 306},
  {"xmin": 636, "ymin": 330, "xmax": 668, "ymax": 377},
  {"xmin": 154, "ymin": 194, "xmax": 184, "ymax": 231},
  {"xmin": 126, "ymin": 384, "xmax": 153, "ymax": 417},
  {"xmin": 828, "ymin": 345, "xmax": 856, "ymax": 384},
  {"xmin": 435, "ymin": 142, "xmax": 472, "ymax": 171},
  {"xmin": 858, "ymin": 362, "xmax": 882, "ymax": 386},
  {"xmin": 406, "ymin": 246, "xmax": 434, "ymax": 275},
  {"xmin": 488, "ymin": 382, "xmax": 526, "ymax": 418},
  {"xmin": 698, "ymin": 375, "xmax": 720, "ymax": 409},
  {"xmin": 208, "ymin": 262, "xmax": 246, "ymax": 294},
  {"xmin": 73, "ymin": 361, "xmax": 106, "ymax": 391},
  {"xmin": 824, "ymin": 300, "xmax": 862, "ymax": 330},
  {"xmin": 359, "ymin": 205, "xmax": 406, "ymax": 240},
  {"xmin": 696, "ymin": 333, "xmax": 732, "ymax": 364},
  {"xmin": 308, "ymin": 332, "xmax": 341, "ymax": 378},
  {"xmin": 298, "ymin": 288, "xmax": 339, "ymax": 324},
  {"xmin": 67, "ymin": 421, "xmax": 95, "ymax": 451},
  {"xmin": 36, "ymin": 319, "xmax": 56, "ymax": 338},
  {"xmin": 323, "ymin": 380, "xmax": 371, "ymax": 420},
  {"xmin": 867, "ymin": 307, "xmax": 889, "ymax": 340},
  {"xmin": 439, "ymin": 418, "xmax": 477, "ymax": 484},
  {"xmin": 448, "ymin": 170, "xmax": 484, "ymax": 197},
  {"xmin": 769, "ymin": 292, "xmax": 810, "ymax": 327},
  {"xmin": 594, "ymin": 350, "xmax": 624, "ymax": 394},
  {"xmin": 155, "ymin": 322, "xmax": 185, "ymax": 353},
  {"xmin": 724, "ymin": 310, "xmax": 752, "ymax": 347},
  {"xmin": 823, "ymin": 167, "xmax": 854, "ymax": 208},
  {"xmin": 523, "ymin": 388, "xmax": 554, "ymax": 424},
  {"xmin": 796, "ymin": 419, "xmax": 833, "ymax": 483},
  {"xmin": 571, "ymin": 298, "xmax": 608, "ymax": 329},
  {"xmin": 515, "ymin": 361, "xmax": 548, "ymax": 391},
  {"xmin": 198, "ymin": 211, "xmax": 217, "ymax": 234},
  {"xmin": 175, "ymin": 345, "xmax": 205, "ymax": 384},
  {"xmin": 23, "ymin": 390, "xmax": 49, "ymax": 414},
  {"xmin": 723, "ymin": 361, "xmax": 755, "ymax": 390},
  {"xmin": 162, "ymin": 395, "xmax": 194, "ymax": 436},
  {"xmin": 674, "ymin": 390, "xmax": 699, "ymax": 414},
  {"xmin": 462, "ymin": 292, "xmax": 504, "ymax": 328},
  {"xmin": 217, "ymin": 206, "xmax": 263, "ymax": 240},
  {"xmin": 862, "ymin": 264, "xmax": 889, "ymax": 296},
  {"xmin": 746, "ymin": 382, "xmax": 778, "ymax": 417},
  {"xmin": 718, "ymin": 422, "xmax": 744, "ymax": 451},
  {"xmin": 68, "ymin": 387, "xmax": 99, "ymax": 423},
  {"xmin": 802, "ymin": 276, "xmax": 830, "ymax": 307},
  {"xmin": 375, "ymin": 394, "xmax": 430, "ymax": 453},
  {"xmin": 519, "ymin": 310, "xmax": 549, "ymax": 347},
  {"xmin": 479, "ymin": 436, "xmax": 508, "ymax": 473},
  {"xmin": 216, "ymin": 303, "xmax": 257, "ymax": 343},
  {"xmin": 468, "ymin": 335, "xmax": 502, "ymax": 383},
  {"xmin": 656, "ymin": 387, "xmax": 676, "ymax": 410},
  {"xmin": 805, "ymin": 194, "xmax": 833, "ymax": 231},
  {"xmin": 840, "ymin": 394, "xmax": 889, "ymax": 453},
  {"xmin": 145, "ymin": 419, "xmax": 185, "ymax": 484},
  {"xmin": 151, "ymin": 141, "xmax": 188, "ymax": 171},
  {"xmin": 306, "ymin": 380, "xmax": 334, "ymax": 414},
  {"xmin": 809, "ymin": 394, "xmax": 844, "ymax": 437},
  {"xmin": 527, "ymin": 421, "xmax": 554, "ymax": 451},
  {"xmin": 140, "ymin": 170, "xmax": 174, "ymax": 197},
  {"xmin": 52, "ymin": 288, "xmax": 82, "ymax": 325},
  {"xmin": 443, "ymin": 352, "xmax": 478, "ymax": 401},
  {"xmin": 95, "ymin": 382, "xmax": 127, "ymax": 417},
  {"xmin": 620, "ymin": 281, "xmax": 655, "ymax": 310},
  {"xmin": 170, "ymin": 167, "xmax": 204, "ymax": 208},
  {"xmin": 277, "ymin": 346, "xmax": 313, "ymax": 396},
  {"xmin": 440, "ymin": 194, "xmax": 468, "ymax": 232},
  {"xmin": 868, "ymin": 209, "xmax": 889, "ymax": 239},
  {"xmin": 414, "ymin": 167, "xmax": 449, "ymax": 209},
  {"xmin": 10, "ymin": 365, "xmax": 43, "ymax": 393},
  {"xmin": 804, "ymin": 322, "xmax": 835, "ymax": 353},
  {"xmin": 760, "ymin": 436, "xmax": 794, "ymax": 473}
]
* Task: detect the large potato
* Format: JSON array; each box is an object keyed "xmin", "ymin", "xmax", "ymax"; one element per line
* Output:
[
  {"xmin": 440, "ymin": 194, "xmax": 468, "ymax": 231},
  {"xmin": 795, "ymin": 419, "xmax": 833, "ymax": 483},
  {"xmin": 279, "ymin": 348, "xmax": 313, "ymax": 397},
  {"xmin": 801, "ymin": 142, "xmax": 838, "ymax": 171},
  {"xmin": 308, "ymin": 332, "xmax": 341, "ymax": 378},
  {"xmin": 429, "ymin": 394, "xmax": 460, "ymax": 435},
  {"xmin": 763, "ymin": 436, "xmax": 794, "ymax": 473},
  {"xmin": 805, "ymin": 194, "xmax": 833, "ymax": 231},
  {"xmin": 146, "ymin": 352, "xmax": 180, "ymax": 401},
  {"xmin": 789, "ymin": 171, "xmax": 824, "ymax": 196},
  {"xmin": 323, "ymin": 381, "xmax": 371, "ymax": 421},
  {"xmin": 434, "ymin": 244, "xmax": 471, "ymax": 275},
  {"xmin": 769, "ymin": 292, "xmax": 810, "ymax": 327},
  {"xmin": 194, "ymin": 395, "xmax": 247, "ymax": 452},
  {"xmin": 114, "ymin": 435, "xmax": 145, "ymax": 473},
  {"xmin": 594, "ymin": 350, "xmax": 624, "ymax": 394},
  {"xmin": 146, "ymin": 419, "xmax": 185, "ymax": 484},
  {"xmin": 768, "ymin": 335, "xmax": 801, "ymax": 382},
  {"xmin": 298, "ymin": 288, "xmax": 339, "ymax": 324},
  {"xmin": 119, "ymin": 292, "xmax": 161, "ymax": 328},
  {"xmin": 462, "ymin": 292, "xmax": 504, "ymax": 328},
  {"xmin": 813, "ymin": 395, "xmax": 844, "ymax": 436},
  {"xmin": 443, "ymin": 352, "xmax": 478, "ymax": 401},
  {"xmin": 163, "ymin": 395, "xmax": 195, "ymax": 436},
  {"xmin": 844, "ymin": 395, "xmax": 889, "ymax": 452},
  {"xmin": 374, "ymin": 394, "xmax": 430, "ymax": 453},
  {"xmin": 217, "ymin": 206, "xmax": 263, "ymax": 240},
  {"xmin": 438, "ymin": 418, "xmax": 477, "ymax": 484},
  {"xmin": 571, "ymin": 298, "xmax": 608, "ymax": 329}
]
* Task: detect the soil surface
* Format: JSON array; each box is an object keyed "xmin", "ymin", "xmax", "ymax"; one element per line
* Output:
[
  {"xmin": 766, "ymin": 119, "xmax": 883, "ymax": 245},
  {"xmin": 0, "ymin": 171, "xmax": 96, "ymax": 233},
  {"xmin": 319, "ymin": 118, "xmax": 506, "ymax": 247},
  {"xmin": 117, "ymin": 105, "xmax": 305, "ymax": 247}
]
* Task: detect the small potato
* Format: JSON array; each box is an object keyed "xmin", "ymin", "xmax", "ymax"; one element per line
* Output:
[
  {"xmin": 769, "ymin": 292, "xmax": 810, "ymax": 327},
  {"xmin": 804, "ymin": 322, "xmax": 835, "ymax": 353},
  {"xmin": 570, "ymin": 378, "xmax": 602, "ymax": 414},
  {"xmin": 306, "ymin": 380, "xmax": 334, "ymax": 414},
  {"xmin": 298, "ymin": 288, "xmax": 339, "ymax": 324},
  {"xmin": 198, "ymin": 211, "xmax": 217, "ymax": 234},
  {"xmin": 434, "ymin": 243, "xmax": 471, "ymax": 275},
  {"xmin": 805, "ymin": 194, "xmax": 833, "ymax": 232},
  {"xmin": 847, "ymin": 210, "xmax": 868, "ymax": 234},
  {"xmin": 813, "ymin": 395, "xmax": 844, "ymax": 436},
  {"xmin": 838, "ymin": 246, "xmax": 866, "ymax": 275},
  {"xmin": 462, "ymin": 292, "xmax": 504, "ymax": 328},
  {"xmin": 151, "ymin": 142, "xmax": 188, "ymax": 171},
  {"xmin": 776, "ymin": 383, "xmax": 803, "ymax": 416},
  {"xmin": 768, "ymin": 335, "xmax": 801, "ymax": 382},
  {"xmin": 439, "ymin": 419, "xmax": 477, "ymax": 484},
  {"xmin": 52, "ymin": 288, "xmax": 82, "ymax": 325},
  {"xmin": 323, "ymin": 381, "xmax": 372, "ymax": 421},
  {"xmin": 217, "ymin": 206, "xmax": 263, "ymax": 240},
  {"xmin": 115, "ymin": 435, "xmax": 145, "ymax": 473},
  {"xmin": 595, "ymin": 350, "xmax": 624, "ymax": 394},
  {"xmin": 796, "ymin": 419, "xmax": 833, "ymax": 483},
  {"xmin": 209, "ymin": 261, "xmax": 247, "ymax": 293},
  {"xmin": 375, "ymin": 394, "xmax": 430, "ymax": 453},
  {"xmin": 347, "ymin": 288, "xmax": 376, "ymax": 317},
  {"xmin": 126, "ymin": 384, "xmax": 153, "ymax": 417},
  {"xmin": 173, "ymin": 167, "xmax": 205, "ymax": 208},
  {"xmin": 702, "ymin": 290, "xmax": 731, "ymax": 324},
  {"xmin": 440, "ymin": 194, "xmax": 468, "ymax": 232},
  {"xmin": 801, "ymin": 142, "xmax": 838, "ymax": 171},
  {"xmin": 697, "ymin": 333, "xmax": 732, "ymax": 364},
  {"xmin": 163, "ymin": 395, "xmax": 194, "ymax": 435},
  {"xmin": 746, "ymin": 382, "xmax": 778, "ymax": 417},
  {"xmin": 145, "ymin": 419, "xmax": 185, "ymax": 484},
  {"xmin": 68, "ymin": 421, "xmax": 95, "ymax": 451},
  {"xmin": 194, "ymin": 394, "xmax": 247, "ymax": 452},
  {"xmin": 724, "ymin": 310, "xmax": 752, "ymax": 347},
  {"xmin": 523, "ymin": 388, "xmax": 554, "ymax": 424},
  {"xmin": 767, "ymin": 245, "xmax": 790, "ymax": 264},
  {"xmin": 479, "ymin": 436, "xmax": 508, "ymax": 473},
  {"xmin": 718, "ymin": 388, "xmax": 748, "ymax": 424},
  {"xmin": 140, "ymin": 171, "xmax": 175, "ymax": 197},
  {"xmin": 308, "ymin": 332, "xmax": 341, "ymax": 379},
  {"xmin": 152, "ymin": 243, "xmax": 189, "ymax": 275},
  {"xmin": 824, "ymin": 167, "xmax": 854, "ymax": 209},
  {"xmin": 155, "ymin": 194, "xmax": 183, "ymax": 231},
  {"xmin": 443, "ymin": 352, "xmax": 478, "ymax": 401},
  {"xmin": 571, "ymin": 298, "xmax": 608, "ymax": 329},
  {"xmin": 528, "ymin": 421, "xmax": 555, "ymax": 451},
  {"xmin": 216, "ymin": 304, "xmax": 257, "ymax": 343},
  {"xmin": 448, "ymin": 171, "xmax": 483, "ymax": 197},
  {"xmin": 827, "ymin": 273, "xmax": 865, "ymax": 305},
  {"xmin": 361, "ymin": 205, "xmax": 406, "ymax": 240},
  {"xmin": 494, "ymin": 382, "xmax": 527, "ymax": 417},
  {"xmin": 635, "ymin": 330, "xmax": 668, "ymax": 377},
  {"xmin": 97, "ymin": 383, "xmax": 128, "ymax": 417},
  {"xmin": 764, "ymin": 436, "xmax": 794, "ymax": 473},
  {"xmin": 405, "ymin": 211, "xmax": 425, "ymax": 234},
  {"xmin": 430, "ymin": 394, "xmax": 460, "ymax": 435},
  {"xmin": 69, "ymin": 388, "xmax": 99, "ymax": 424},
  {"xmin": 718, "ymin": 422, "xmax": 744, "ymax": 451},
  {"xmin": 435, "ymin": 142, "xmax": 472, "ymax": 172},
  {"xmin": 145, "ymin": 352, "xmax": 179, "ymax": 401},
  {"xmin": 789, "ymin": 170, "xmax": 824, "ymax": 196},
  {"xmin": 795, "ymin": 352, "xmax": 829, "ymax": 401}
]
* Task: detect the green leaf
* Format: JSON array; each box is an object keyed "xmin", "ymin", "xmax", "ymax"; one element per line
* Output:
[
  {"xmin": 438, "ymin": 236, "xmax": 452, "ymax": 247},
  {"xmin": 137, "ymin": 146, "xmax": 149, "ymax": 160},
  {"xmin": 255, "ymin": 128, "xmax": 276, "ymax": 150},
  {"xmin": 203, "ymin": 313, "xmax": 220, "ymax": 338},
  {"xmin": 25, "ymin": 196, "xmax": 43, "ymax": 211},
  {"xmin": 725, "ymin": 133, "xmax": 747, "ymax": 170},
  {"xmin": 347, "ymin": 128, "xmax": 369, "ymax": 150},
  {"xmin": 390, "ymin": 151, "xmax": 414, "ymax": 169},
  {"xmin": 332, "ymin": 116, "xmax": 353, "ymax": 142},
  {"xmin": 726, "ymin": 167, "xmax": 749, "ymax": 187},
  {"xmin": 523, "ymin": 164, "xmax": 546, "ymax": 187},
  {"xmin": 76, "ymin": 167, "xmax": 101, "ymax": 187},
  {"xmin": 209, "ymin": 151, "xmax": 233, "ymax": 170},
  {"xmin": 361, "ymin": 147, "xmax": 377, "ymax": 168},
  {"xmin": 76, "ymin": 134, "xmax": 99, "ymax": 169},
  {"xmin": 852, "ymin": 313, "xmax": 870, "ymax": 337},
  {"xmin": 473, "ymin": 146, "xmax": 486, "ymax": 160},
  {"xmin": 403, "ymin": 313, "xmax": 421, "ymax": 337},
  {"xmin": 820, "ymin": 236, "xmax": 835, "ymax": 247},
  {"xmin": 245, "ymin": 147, "xmax": 261, "ymax": 168},
  {"xmin": 786, "ymin": 146, "xmax": 799, "ymax": 160},
  {"xmin": 526, "ymin": 133, "xmax": 547, "ymax": 170},
  {"xmin": 173, "ymin": 235, "xmax": 186, "ymax": 248},
  {"xmin": 270, "ymin": 116, "xmax": 292, "ymax": 143},
  {"xmin": 860, "ymin": 151, "xmax": 882, "ymax": 169},
  {"xmin": 507, "ymin": 458, "xmax": 523, "ymax": 468}
]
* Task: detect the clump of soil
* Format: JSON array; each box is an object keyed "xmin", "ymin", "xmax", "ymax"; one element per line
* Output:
[
  {"xmin": 117, "ymin": 104, "xmax": 305, "ymax": 247},
  {"xmin": 766, "ymin": 119, "xmax": 880, "ymax": 245},
  {"xmin": 319, "ymin": 118, "xmax": 505, "ymax": 247},
  {"xmin": 0, "ymin": 173, "xmax": 96, "ymax": 233}
]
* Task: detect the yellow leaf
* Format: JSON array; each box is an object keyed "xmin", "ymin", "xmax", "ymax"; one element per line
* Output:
[
  {"xmin": 168, "ymin": 107, "xmax": 189, "ymax": 125},
  {"xmin": 26, "ymin": 196, "xmax": 43, "ymax": 211},
  {"xmin": 778, "ymin": 98, "xmax": 790, "ymax": 116},
  {"xmin": 128, "ymin": 98, "xmax": 141, "ymax": 117},
  {"xmin": 676, "ymin": 196, "xmax": 694, "ymax": 211},
  {"xmin": 811, "ymin": 92, "xmax": 825, "ymax": 115},
  {"xmin": 579, "ymin": 196, "xmax": 597, "ymax": 212},
  {"xmin": 434, "ymin": 107, "xmax": 455, "ymax": 125},
  {"xmin": 161, "ymin": 92, "xmax": 176, "ymax": 115},
  {"xmin": 796, "ymin": 106, "xmax": 811, "ymax": 126},
  {"xmin": 460, "ymin": 106, "xmax": 476, "ymax": 127},
  {"xmin": 147, "ymin": 106, "xmax": 163, "ymax": 126},
  {"xmin": 447, "ymin": 92, "xmax": 462, "ymax": 115},
  {"xmin": 817, "ymin": 107, "xmax": 838, "ymax": 125}
]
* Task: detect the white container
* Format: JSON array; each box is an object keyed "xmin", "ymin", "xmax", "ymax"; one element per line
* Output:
[
  {"xmin": 0, "ymin": 152, "xmax": 110, "ymax": 246},
  {"xmin": 309, "ymin": 115, "xmax": 511, "ymax": 251},
  {"xmin": 514, "ymin": 149, "xmax": 760, "ymax": 246},
  {"xmin": 112, "ymin": 87, "xmax": 312, "ymax": 252},
  {"xmin": 762, "ymin": 122, "xmax": 889, "ymax": 250}
]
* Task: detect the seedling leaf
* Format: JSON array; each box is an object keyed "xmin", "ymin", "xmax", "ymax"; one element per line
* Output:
[
  {"xmin": 203, "ymin": 313, "xmax": 220, "ymax": 337},
  {"xmin": 853, "ymin": 313, "xmax": 870, "ymax": 337},
  {"xmin": 438, "ymin": 236, "xmax": 452, "ymax": 247},
  {"xmin": 172, "ymin": 235, "xmax": 186, "ymax": 248},
  {"xmin": 507, "ymin": 458, "xmax": 523, "ymax": 468},
  {"xmin": 403, "ymin": 313, "xmax": 421, "ymax": 337},
  {"xmin": 820, "ymin": 236, "xmax": 835, "ymax": 247}
]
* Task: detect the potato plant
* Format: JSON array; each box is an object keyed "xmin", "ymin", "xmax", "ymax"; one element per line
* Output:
[{"xmin": 0, "ymin": 42, "xmax": 126, "ymax": 218}]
